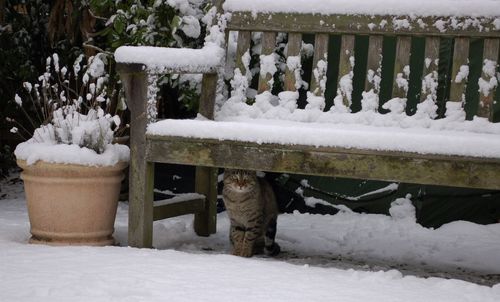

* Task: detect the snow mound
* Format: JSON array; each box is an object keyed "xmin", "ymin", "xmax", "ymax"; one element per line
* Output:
[
  {"xmin": 223, "ymin": 0, "xmax": 500, "ymax": 18},
  {"xmin": 14, "ymin": 142, "xmax": 130, "ymax": 166},
  {"xmin": 115, "ymin": 45, "xmax": 223, "ymax": 72}
]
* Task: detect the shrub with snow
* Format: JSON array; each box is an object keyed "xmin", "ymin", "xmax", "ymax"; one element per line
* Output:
[{"xmin": 10, "ymin": 53, "xmax": 128, "ymax": 165}]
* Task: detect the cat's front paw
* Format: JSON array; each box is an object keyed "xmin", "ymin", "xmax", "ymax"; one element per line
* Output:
[
  {"xmin": 232, "ymin": 244, "xmax": 243, "ymax": 256},
  {"xmin": 238, "ymin": 247, "xmax": 254, "ymax": 258}
]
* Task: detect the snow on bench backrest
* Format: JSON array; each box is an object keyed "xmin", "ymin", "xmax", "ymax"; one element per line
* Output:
[
  {"xmin": 215, "ymin": 0, "xmax": 500, "ymax": 133},
  {"xmin": 223, "ymin": 0, "xmax": 500, "ymax": 19}
]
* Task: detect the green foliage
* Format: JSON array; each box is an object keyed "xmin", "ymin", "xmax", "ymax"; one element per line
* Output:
[
  {"xmin": 1, "ymin": 0, "xmax": 212, "ymax": 175},
  {"xmin": 89, "ymin": 0, "xmax": 210, "ymax": 112},
  {"xmin": 91, "ymin": 0, "xmax": 206, "ymax": 49},
  {"xmin": 1, "ymin": 1, "xmax": 50, "ymax": 117}
]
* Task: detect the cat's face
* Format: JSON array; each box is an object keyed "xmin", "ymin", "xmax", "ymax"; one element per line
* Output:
[{"xmin": 223, "ymin": 169, "xmax": 257, "ymax": 192}]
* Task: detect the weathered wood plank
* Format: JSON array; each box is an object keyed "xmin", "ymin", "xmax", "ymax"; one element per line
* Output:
[
  {"xmin": 235, "ymin": 31, "xmax": 251, "ymax": 75},
  {"xmin": 153, "ymin": 198, "xmax": 205, "ymax": 221},
  {"xmin": 146, "ymin": 136, "xmax": 500, "ymax": 190},
  {"xmin": 420, "ymin": 37, "xmax": 441, "ymax": 103},
  {"xmin": 194, "ymin": 167, "xmax": 219, "ymax": 236},
  {"xmin": 310, "ymin": 34, "xmax": 329, "ymax": 96},
  {"xmin": 391, "ymin": 36, "xmax": 412, "ymax": 99},
  {"xmin": 364, "ymin": 35, "xmax": 383, "ymax": 94},
  {"xmin": 199, "ymin": 73, "xmax": 218, "ymax": 119},
  {"xmin": 477, "ymin": 38, "xmax": 500, "ymax": 120},
  {"xmin": 116, "ymin": 62, "xmax": 218, "ymax": 75},
  {"xmin": 120, "ymin": 70, "xmax": 154, "ymax": 248},
  {"xmin": 116, "ymin": 63, "xmax": 146, "ymax": 74},
  {"xmin": 228, "ymin": 12, "xmax": 500, "ymax": 38},
  {"xmin": 284, "ymin": 33, "xmax": 302, "ymax": 91},
  {"xmin": 258, "ymin": 31, "xmax": 277, "ymax": 93},
  {"xmin": 336, "ymin": 35, "xmax": 356, "ymax": 108},
  {"xmin": 449, "ymin": 38, "xmax": 470, "ymax": 103}
]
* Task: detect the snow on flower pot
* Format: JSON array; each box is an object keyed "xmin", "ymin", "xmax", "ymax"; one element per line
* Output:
[{"xmin": 17, "ymin": 159, "xmax": 128, "ymax": 246}]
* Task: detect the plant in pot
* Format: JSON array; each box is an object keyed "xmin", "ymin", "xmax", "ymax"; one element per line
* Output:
[{"xmin": 9, "ymin": 53, "xmax": 129, "ymax": 246}]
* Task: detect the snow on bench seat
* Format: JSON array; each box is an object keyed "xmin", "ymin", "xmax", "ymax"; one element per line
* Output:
[{"xmin": 147, "ymin": 118, "xmax": 500, "ymax": 159}]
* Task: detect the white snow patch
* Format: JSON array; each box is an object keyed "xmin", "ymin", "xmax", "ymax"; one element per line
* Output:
[
  {"xmin": 478, "ymin": 59, "xmax": 499, "ymax": 97},
  {"xmin": 382, "ymin": 98, "xmax": 407, "ymax": 114},
  {"xmin": 14, "ymin": 142, "xmax": 130, "ymax": 166},
  {"xmin": 389, "ymin": 195, "xmax": 416, "ymax": 222},
  {"xmin": 223, "ymin": 0, "xmax": 500, "ymax": 18},
  {"xmin": 286, "ymin": 55, "xmax": 308, "ymax": 90},
  {"xmin": 455, "ymin": 64, "xmax": 470, "ymax": 83},
  {"xmin": 180, "ymin": 15, "xmax": 201, "ymax": 38},
  {"xmin": 352, "ymin": 183, "xmax": 399, "ymax": 200},
  {"xmin": 114, "ymin": 45, "xmax": 223, "ymax": 72},
  {"xmin": 1, "ymin": 177, "xmax": 500, "ymax": 301}
]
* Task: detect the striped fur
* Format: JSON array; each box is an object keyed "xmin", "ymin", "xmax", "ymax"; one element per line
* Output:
[{"xmin": 223, "ymin": 169, "xmax": 280, "ymax": 257}]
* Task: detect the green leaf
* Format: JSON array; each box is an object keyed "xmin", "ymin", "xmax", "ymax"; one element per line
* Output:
[
  {"xmin": 114, "ymin": 17, "xmax": 125, "ymax": 34},
  {"xmin": 170, "ymin": 15, "xmax": 182, "ymax": 34}
]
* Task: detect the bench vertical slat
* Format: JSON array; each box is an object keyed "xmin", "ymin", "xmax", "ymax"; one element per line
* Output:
[
  {"xmin": 449, "ymin": 37, "xmax": 470, "ymax": 103},
  {"xmin": 198, "ymin": 74, "xmax": 218, "ymax": 119},
  {"xmin": 477, "ymin": 38, "xmax": 500, "ymax": 121},
  {"xmin": 310, "ymin": 33, "xmax": 329, "ymax": 96},
  {"xmin": 258, "ymin": 31, "xmax": 277, "ymax": 93},
  {"xmin": 420, "ymin": 37, "xmax": 441, "ymax": 103},
  {"xmin": 391, "ymin": 36, "xmax": 412, "ymax": 99},
  {"xmin": 284, "ymin": 33, "xmax": 303, "ymax": 91},
  {"xmin": 364, "ymin": 35, "xmax": 383, "ymax": 94},
  {"xmin": 337, "ymin": 34, "xmax": 356, "ymax": 108},
  {"xmin": 235, "ymin": 31, "xmax": 251, "ymax": 75}
]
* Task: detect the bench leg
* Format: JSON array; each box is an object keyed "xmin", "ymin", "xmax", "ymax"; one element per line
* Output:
[
  {"xmin": 128, "ymin": 161, "xmax": 155, "ymax": 248},
  {"xmin": 119, "ymin": 69, "xmax": 154, "ymax": 248},
  {"xmin": 194, "ymin": 166, "xmax": 218, "ymax": 236}
]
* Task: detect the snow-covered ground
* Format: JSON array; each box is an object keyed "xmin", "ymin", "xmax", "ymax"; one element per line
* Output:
[{"xmin": 1, "ymin": 173, "xmax": 500, "ymax": 301}]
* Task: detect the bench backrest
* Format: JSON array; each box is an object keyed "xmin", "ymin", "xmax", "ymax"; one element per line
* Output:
[{"xmin": 216, "ymin": 5, "xmax": 500, "ymax": 122}]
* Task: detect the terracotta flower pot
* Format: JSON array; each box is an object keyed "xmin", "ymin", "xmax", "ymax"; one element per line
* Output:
[{"xmin": 17, "ymin": 159, "xmax": 128, "ymax": 246}]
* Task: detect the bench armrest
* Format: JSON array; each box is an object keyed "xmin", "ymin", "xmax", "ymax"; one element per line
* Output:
[{"xmin": 115, "ymin": 45, "xmax": 223, "ymax": 74}]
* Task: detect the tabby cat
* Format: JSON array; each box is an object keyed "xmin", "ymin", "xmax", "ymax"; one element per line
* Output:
[{"xmin": 222, "ymin": 169, "xmax": 280, "ymax": 257}]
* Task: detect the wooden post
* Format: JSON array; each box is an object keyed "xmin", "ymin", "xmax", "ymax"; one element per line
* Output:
[
  {"xmin": 194, "ymin": 73, "xmax": 219, "ymax": 236},
  {"xmin": 118, "ymin": 64, "xmax": 154, "ymax": 248},
  {"xmin": 194, "ymin": 166, "xmax": 218, "ymax": 236}
]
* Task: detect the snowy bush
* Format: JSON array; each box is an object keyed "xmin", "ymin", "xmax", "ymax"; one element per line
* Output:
[
  {"xmin": 8, "ymin": 53, "xmax": 122, "ymax": 154},
  {"xmin": 91, "ymin": 0, "xmax": 211, "ymax": 112}
]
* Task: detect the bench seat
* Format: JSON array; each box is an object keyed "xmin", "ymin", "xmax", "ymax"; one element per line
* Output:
[{"xmin": 147, "ymin": 118, "xmax": 500, "ymax": 190}]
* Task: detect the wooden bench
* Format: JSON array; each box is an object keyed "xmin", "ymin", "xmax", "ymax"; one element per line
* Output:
[{"xmin": 116, "ymin": 1, "xmax": 500, "ymax": 248}]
